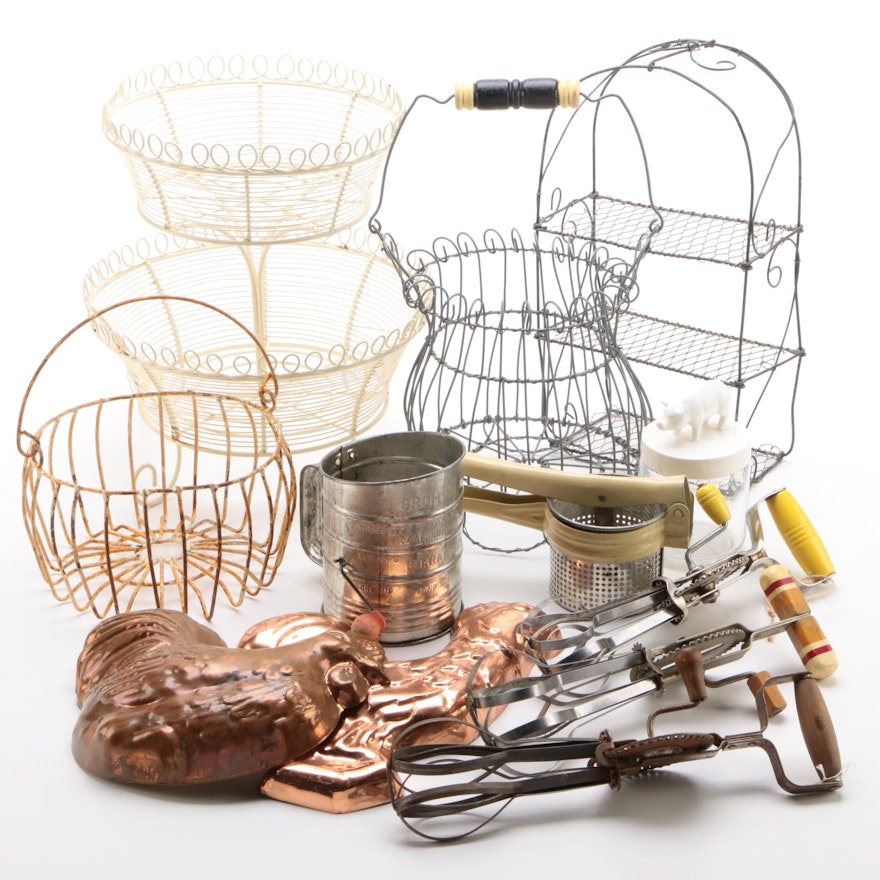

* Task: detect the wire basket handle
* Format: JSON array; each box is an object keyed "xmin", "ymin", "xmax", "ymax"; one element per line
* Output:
[
  {"xmin": 453, "ymin": 78, "xmax": 581, "ymax": 111},
  {"xmin": 17, "ymin": 295, "xmax": 281, "ymax": 465},
  {"xmin": 368, "ymin": 78, "xmax": 581, "ymax": 240}
]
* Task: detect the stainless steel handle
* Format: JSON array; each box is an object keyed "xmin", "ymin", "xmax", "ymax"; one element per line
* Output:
[{"xmin": 299, "ymin": 463, "xmax": 323, "ymax": 566}]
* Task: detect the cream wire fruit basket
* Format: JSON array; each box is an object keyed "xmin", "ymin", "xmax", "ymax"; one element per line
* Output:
[
  {"xmin": 17, "ymin": 296, "xmax": 297, "ymax": 620},
  {"xmin": 103, "ymin": 54, "xmax": 404, "ymax": 244},
  {"xmin": 82, "ymin": 230, "xmax": 424, "ymax": 454}
]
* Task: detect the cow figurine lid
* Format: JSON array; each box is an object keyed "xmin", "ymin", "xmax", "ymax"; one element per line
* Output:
[{"xmin": 641, "ymin": 380, "xmax": 751, "ymax": 481}]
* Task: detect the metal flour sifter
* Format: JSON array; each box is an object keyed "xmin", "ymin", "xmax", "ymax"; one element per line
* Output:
[{"xmin": 300, "ymin": 432, "xmax": 693, "ymax": 637}]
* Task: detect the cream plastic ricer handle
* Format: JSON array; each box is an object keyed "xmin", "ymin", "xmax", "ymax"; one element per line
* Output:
[
  {"xmin": 461, "ymin": 452, "xmax": 693, "ymax": 549},
  {"xmin": 462, "ymin": 486, "xmax": 548, "ymax": 531}
]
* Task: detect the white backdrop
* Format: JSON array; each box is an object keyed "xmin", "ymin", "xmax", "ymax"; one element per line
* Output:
[{"xmin": 2, "ymin": 3, "xmax": 874, "ymax": 878}]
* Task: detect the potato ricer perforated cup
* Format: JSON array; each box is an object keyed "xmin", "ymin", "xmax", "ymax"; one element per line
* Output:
[{"xmin": 460, "ymin": 455, "xmax": 693, "ymax": 610}]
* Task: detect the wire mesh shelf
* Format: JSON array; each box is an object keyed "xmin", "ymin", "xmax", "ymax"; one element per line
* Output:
[
  {"xmin": 548, "ymin": 310, "xmax": 803, "ymax": 385},
  {"xmin": 537, "ymin": 194, "xmax": 802, "ymax": 267}
]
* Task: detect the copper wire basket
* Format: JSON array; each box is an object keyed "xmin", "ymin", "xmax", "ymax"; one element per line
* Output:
[
  {"xmin": 82, "ymin": 230, "xmax": 423, "ymax": 454},
  {"xmin": 103, "ymin": 54, "xmax": 404, "ymax": 244},
  {"xmin": 17, "ymin": 296, "xmax": 297, "ymax": 619}
]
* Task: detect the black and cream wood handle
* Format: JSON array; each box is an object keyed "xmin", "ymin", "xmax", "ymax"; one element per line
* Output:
[{"xmin": 455, "ymin": 78, "xmax": 581, "ymax": 110}]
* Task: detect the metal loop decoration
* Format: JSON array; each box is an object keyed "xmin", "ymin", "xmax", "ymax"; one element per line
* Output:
[
  {"xmin": 538, "ymin": 39, "xmax": 804, "ymax": 482},
  {"xmin": 399, "ymin": 229, "xmax": 652, "ymax": 476},
  {"xmin": 103, "ymin": 54, "xmax": 404, "ymax": 245},
  {"xmin": 97, "ymin": 50, "xmax": 419, "ymax": 454},
  {"xmin": 104, "ymin": 54, "xmax": 401, "ymax": 174}
]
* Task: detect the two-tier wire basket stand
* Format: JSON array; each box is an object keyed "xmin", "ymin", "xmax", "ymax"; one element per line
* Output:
[
  {"xmin": 18, "ymin": 55, "xmax": 419, "ymax": 619},
  {"xmin": 89, "ymin": 54, "xmax": 420, "ymax": 456}
]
